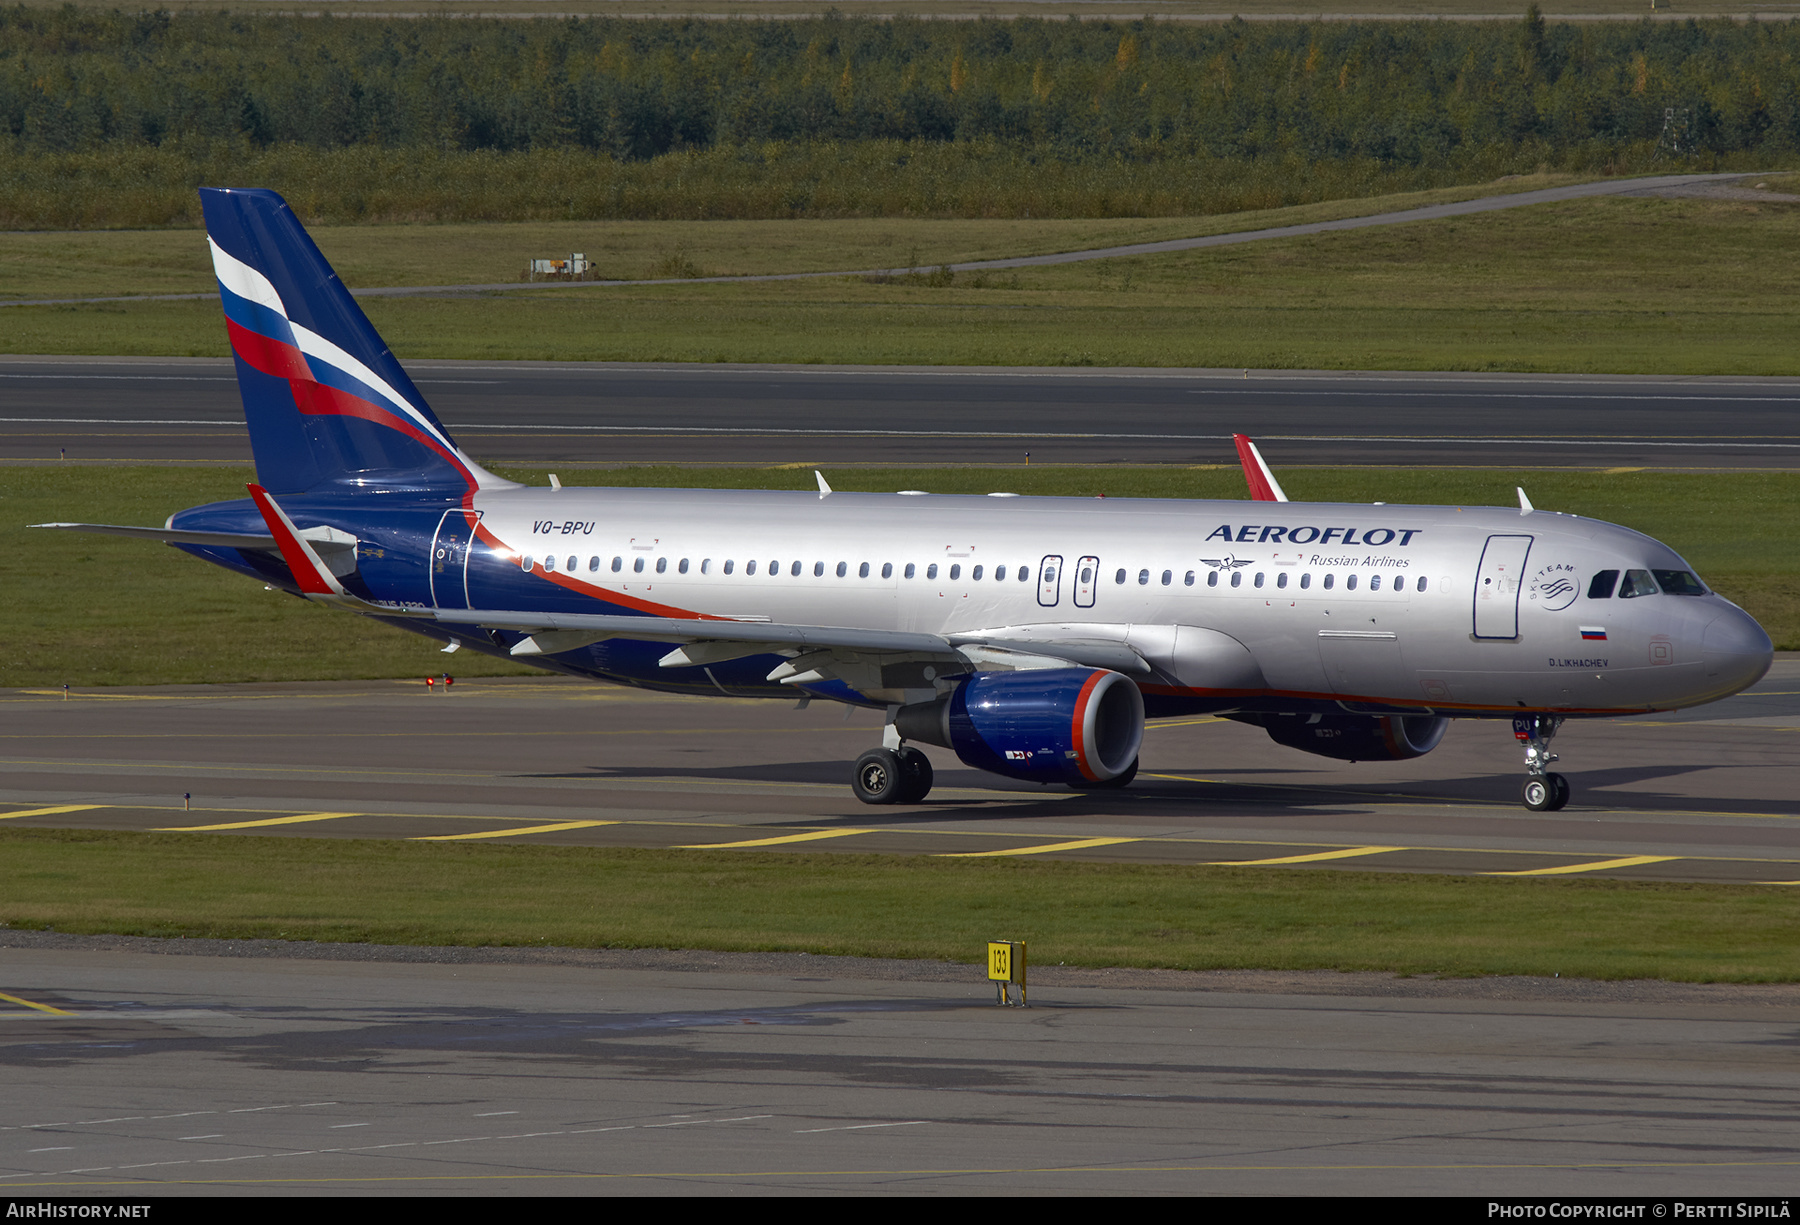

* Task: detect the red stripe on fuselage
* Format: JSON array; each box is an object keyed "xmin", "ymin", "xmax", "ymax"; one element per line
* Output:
[{"xmin": 469, "ymin": 518, "xmax": 733, "ymax": 622}]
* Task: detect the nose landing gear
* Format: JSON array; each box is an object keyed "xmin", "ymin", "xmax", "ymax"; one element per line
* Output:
[{"xmin": 1514, "ymin": 715, "xmax": 1569, "ymax": 812}]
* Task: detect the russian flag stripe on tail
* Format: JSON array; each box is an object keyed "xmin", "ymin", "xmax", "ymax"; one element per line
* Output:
[{"xmin": 200, "ymin": 188, "xmax": 515, "ymax": 498}]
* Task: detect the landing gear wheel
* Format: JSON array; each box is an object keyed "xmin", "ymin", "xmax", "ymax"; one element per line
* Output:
[
  {"xmin": 896, "ymin": 746, "xmax": 934, "ymax": 804},
  {"xmin": 1522, "ymin": 772, "xmax": 1570, "ymax": 812},
  {"xmin": 1070, "ymin": 756, "xmax": 1139, "ymax": 791},
  {"xmin": 852, "ymin": 748, "xmax": 905, "ymax": 805}
]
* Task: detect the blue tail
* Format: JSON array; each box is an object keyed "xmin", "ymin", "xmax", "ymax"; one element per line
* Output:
[{"xmin": 200, "ymin": 188, "xmax": 512, "ymax": 499}]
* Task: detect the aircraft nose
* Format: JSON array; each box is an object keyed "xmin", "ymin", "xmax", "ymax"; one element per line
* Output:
[{"xmin": 1702, "ymin": 607, "xmax": 1774, "ymax": 694}]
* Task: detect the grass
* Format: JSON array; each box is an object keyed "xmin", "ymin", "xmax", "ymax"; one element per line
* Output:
[
  {"xmin": 4, "ymin": 464, "xmax": 1795, "ymax": 688},
  {"xmin": 3, "ymin": 828, "xmax": 1797, "ymax": 981},
  {"xmin": 0, "ymin": 173, "xmax": 1594, "ymax": 300},
  {"xmin": 1, "ymin": 0, "xmax": 1774, "ymax": 15},
  {"xmin": 11, "ymin": 194, "xmax": 1800, "ymax": 374}
]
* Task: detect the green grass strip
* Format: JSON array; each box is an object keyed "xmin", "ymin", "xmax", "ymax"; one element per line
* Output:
[{"xmin": 3, "ymin": 828, "xmax": 1797, "ymax": 982}]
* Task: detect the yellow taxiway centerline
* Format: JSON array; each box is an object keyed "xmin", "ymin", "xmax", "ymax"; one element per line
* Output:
[
  {"xmin": 0, "ymin": 805, "xmax": 104, "ymax": 820},
  {"xmin": 1209, "ymin": 846, "xmax": 1405, "ymax": 866},
  {"xmin": 678, "ymin": 829, "xmax": 873, "ymax": 849},
  {"xmin": 413, "ymin": 820, "xmax": 621, "ymax": 842},
  {"xmin": 1489, "ymin": 854, "xmax": 1680, "ymax": 877},
  {"xmin": 0, "ymin": 991, "xmax": 73, "ymax": 1016},
  {"xmin": 154, "ymin": 812, "xmax": 361, "ymax": 832},
  {"xmin": 939, "ymin": 836, "xmax": 1143, "ymax": 858}
]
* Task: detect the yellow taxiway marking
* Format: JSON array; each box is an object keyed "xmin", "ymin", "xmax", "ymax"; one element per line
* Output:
[
  {"xmin": 0, "ymin": 805, "xmax": 103, "ymax": 820},
  {"xmin": 154, "ymin": 812, "xmax": 360, "ymax": 832},
  {"xmin": 0, "ymin": 991, "xmax": 73, "ymax": 1016},
  {"xmin": 412, "ymin": 820, "xmax": 620, "ymax": 842},
  {"xmin": 679, "ymin": 828, "xmax": 872, "ymax": 849},
  {"xmin": 1208, "ymin": 846, "xmax": 1405, "ymax": 866},
  {"xmin": 1489, "ymin": 854, "xmax": 1680, "ymax": 877},
  {"xmin": 939, "ymin": 836, "xmax": 1143, "ymax": 859}
]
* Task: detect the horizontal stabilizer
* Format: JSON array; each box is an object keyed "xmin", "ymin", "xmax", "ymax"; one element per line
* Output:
[{"xmin": 29, "ymin": 522, "xmax": 280, "ymax": 550}]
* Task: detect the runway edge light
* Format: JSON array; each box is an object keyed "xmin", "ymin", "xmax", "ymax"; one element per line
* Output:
[{"xmin": 988, "ymin": 940, "xmax": 1027, "ymax": 1008}]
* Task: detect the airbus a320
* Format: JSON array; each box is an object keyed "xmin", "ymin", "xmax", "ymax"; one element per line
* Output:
[{"xmin": 34, "ymin": 189, "xmax": 1775, "ymax": 811}]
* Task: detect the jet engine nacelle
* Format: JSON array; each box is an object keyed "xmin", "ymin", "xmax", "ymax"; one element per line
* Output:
[
  {"xmin": 895, "ymin": 668, "xmax": 1144, "ymax": 784},
  {"xmin": 1248, "ymin": 712, "xmax": 1449, "ymax": 763}
]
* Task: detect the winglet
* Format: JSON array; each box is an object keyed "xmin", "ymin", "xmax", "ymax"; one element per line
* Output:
[
  {"xmin": 816, "ymin": 470, "xmax": 833, "ymax": 499},
  {"xmin": 1233, "ymin": 434, "xmax": 1289, "ymax": 503},
  {"xmin": 246, "ymin": 483, "xmax": 345, "ymax": 596}
]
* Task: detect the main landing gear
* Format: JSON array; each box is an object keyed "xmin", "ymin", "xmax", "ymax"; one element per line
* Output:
[
  {"xmin": 851, "ymin": 746, "xmax": 934, "ymax": 805},
  {"xmin": 1513, "ymin": 714, "xmax": 1570, "ymax": 812}
]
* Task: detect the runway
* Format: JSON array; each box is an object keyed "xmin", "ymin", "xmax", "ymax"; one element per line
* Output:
[
  {"xmin": 3, "ymin": 656, "xmax": 1796, "ymax": 883},
  {"xmin": 4, "ymin": 356, "xmax": 1799, "ymax": 469},
  {"xmin": 2, "ymin": 939, "xmax": 1797, "ymax": 1197}
]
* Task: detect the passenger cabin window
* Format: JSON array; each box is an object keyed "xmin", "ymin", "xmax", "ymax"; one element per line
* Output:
[
  {"xmin": 589, "ymin": 557, "xmax": 600, "ymax": 573},
  {"xmin": 1276, "ymin": 572, "xmax": 1287, "ymax": 589},
  {"xmin": 905, "ymin": 563, "xmax": 915, "ymax": 579},
  {"xmin": 1207, "ymin": 571, "xmax": 1218, "ymax": 588},
  {"xmin": 1115, "ymin": 569, "xmax": 1127, "ymax": 585},
  {"xmin": 949, "ymin": 564, "xmax": 961, "ymax": 580},
  {"xmin": 1417, "ymin": 577, "xmax": 1427, "ymax": 592},
  {"xmin": 1253, "ymin": 572, "xmax": 1264, "ymax": 589},
  {"xmin": 882, "ymin": 563, "xmax": 893, "ymax": 579},
  {"xmin": 927, "ymin": 564, "xmax": 938, "ymax": 580},
  {"xmin": 1230, "ymin": 572, "xmax": 1242, "ymax": 588},
  {"xmin": 543, "ymin": 556, "xmax": 556, "ymax": 571},
  {"xmin": 1620, "ymin": 569, "xmax": 1658, "ymax": 598},
  {"xmin": 611, "ymin": 557, "xmax": 622, "ymax": 572},
  {"xmin": 814, "ymin": 562, "xmax": 825, "ymax": 577},
  {"xmin": 678, "ymin": 558, "xmax": 689, "ymax": 574},
  {"xmin": 701, "ymin": 559, "xmax": 711, "ymax": 575},
  {"xmin": 1370, "ymin": 574, "xmax": 1381, "ymax": 591},
  {"xmin": 972, "ymin": 565, "xmax": 984, "ymax": 581},
  {"xmin": 1138, "ymin": 569, "xmax": 1149, "ymax": 586},
  {"xmin": 1184, "ymin": 571, "xmax": 1195, "ymax": 587},
  {"xmin": 1588, "ymin": 570, "xmax": 1619, "ymax": 599},
  {"xmin": 1300, "ymin": 574, "xmax": 1310, "ymax": 589},
  {"xmin": 723, "ymin": 560, "xmax": 734, "ymax": 574},
  {"xmin": 633, "ymin": 558, "xmax": 644, "ymax": 574},
  {"xmin": 1346, "ymin": 574, "xmax": 1358, "ymax": 590},
  {"xmin": 522, "ymin": 555, "xmax": 535, "ymax": 571},
  {"xmin": 1323, "ymin": 574, "xmax": 1334, "ymax": 590},
  {"xmin": 837, "ymin": 562, "xmax": 848, "ymax": 578},
  {"xmin": 995, "ymin": 565, "xmax": 1007, "ymax": 581},
  {"xmin": 656, "ymin": 557, "xmax": 667, "ymax": 574},
  {"xmin": 860, "ymin": 562, "xmax": 871, "ymax": 578},
  {"xmin": 746, "ymin": 560, "xmax": 757, "ymax": 575}
]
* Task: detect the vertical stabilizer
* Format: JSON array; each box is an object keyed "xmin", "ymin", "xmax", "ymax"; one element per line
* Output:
[{"xmin": 200, "ymin": 188, "xmax": 515, "ymax": 498}]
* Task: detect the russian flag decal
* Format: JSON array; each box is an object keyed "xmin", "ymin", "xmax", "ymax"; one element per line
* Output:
[{"xmin": 1580, "ymin": 626, "xmax": 1608, "ymax": 641}]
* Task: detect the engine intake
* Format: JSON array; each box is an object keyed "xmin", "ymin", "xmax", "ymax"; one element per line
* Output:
[{"xmin": 895, "ymin": 668, "xmax": 1144, "ymax": 784}]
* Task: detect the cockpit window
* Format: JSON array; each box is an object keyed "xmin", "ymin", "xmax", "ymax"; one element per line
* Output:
[
  {"xmin": 1652, "ymin": 569, "xmax": 1706, "ymax": 596},
  {"xmin": 1587, "ymin": 570, "xmax": 1618, "ymax": 599},
  {"xmin": 1619, "ymin": 569, "xmax": 1659, "ymax": 598}
]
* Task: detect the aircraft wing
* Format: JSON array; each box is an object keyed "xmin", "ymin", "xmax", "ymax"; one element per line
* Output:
[{"xmin": 434, "ymin": 609, "xmax": 1148, "ymax": 674}]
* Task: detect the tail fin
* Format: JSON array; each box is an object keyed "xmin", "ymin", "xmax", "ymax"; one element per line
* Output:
[{"xmin": 200, "ymin": 188, "xmax": 514, "ymax": 498}]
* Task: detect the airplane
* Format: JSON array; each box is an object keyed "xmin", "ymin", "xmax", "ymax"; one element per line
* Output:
[{"xmin": 32, "ymin": 188, "xmax": 1774, "ymax": 812}]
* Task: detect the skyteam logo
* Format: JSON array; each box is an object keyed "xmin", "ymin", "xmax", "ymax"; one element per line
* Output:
[{"xmin": 1528, "ymin": 562, "xmax": 1582, "ymax": 612}]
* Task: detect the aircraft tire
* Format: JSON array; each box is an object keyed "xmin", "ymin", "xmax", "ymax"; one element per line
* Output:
[
  {"xmin": 1547, "ymin": 772, "xmax": 1571, "ymax": 811},
  {"xmin": 1522, "ymin": 775, "xmax": 1557, "ymax": 812},
  {"xmin": 852, "ymin": 748, "xmax": 906, "ymax": 805},
  {"xmin": 1070, "ymin": 756, "xmax": 1139, "ymax": 791},
  {"xmin": 896, "ymin": 747, "xmax": 934, "ymax": 804}
]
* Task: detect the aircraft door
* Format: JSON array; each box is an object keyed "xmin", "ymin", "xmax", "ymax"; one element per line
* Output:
[
  {"xmin": 1038, "ymin": 555, "xmax": 1063, "ymax": 607},
  {"xmin": 1473, "ymin": 534, "xmax": 1532, "ymax": 640},
  {"xmin": 1074, "ymin": 556, "xmax": 1099, "ymax": 608},
  {"xmin": 430, "ymin": 509, "xmax": 483, "ymax": 610}
]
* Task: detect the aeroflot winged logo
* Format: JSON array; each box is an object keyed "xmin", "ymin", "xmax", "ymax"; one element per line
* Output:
[
  {"xmin": 1205, "ymin": 525, "xmax": 1424, "ymax": 546},
  {"xmin": 1198, "ymin": 553, "xmax": 1256, "ymax": 572}
]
